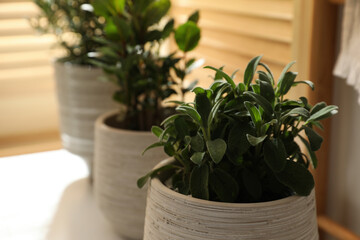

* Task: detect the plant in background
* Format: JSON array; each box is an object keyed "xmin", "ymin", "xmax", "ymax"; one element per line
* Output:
[
  {"xmin": 89, "ymin": 0, "xmax": 202, "ymax": 131},
  {"xmin": 138, "ymin": 55, "xmax": 338, "ymax": 203},
  {"xmin": 31, "ymin": 0, "xmax": 104, "ymax": 64}
]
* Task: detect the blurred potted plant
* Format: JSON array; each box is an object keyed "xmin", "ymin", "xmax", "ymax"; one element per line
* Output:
[
  {"xmin": 88, "ymin": 0, "xmax": 202, "ymax": 239},
  {"xmin": 31, "ymin": 0, "xmax": 117, "ymax": 171},
  {"xmin": 139, "ymin": 56, "xmax": 338, "ymax": 240}
]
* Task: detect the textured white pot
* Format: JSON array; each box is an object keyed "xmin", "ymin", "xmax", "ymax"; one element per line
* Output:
[
  {"xmin": 54, "ymin": 62, "xmax": 117, "ymax": 173},
  {"xmin": 144, "ymin": 160, "xmax": 319, "ymax": 240},
  {"xmin": 94, "ymin": 111, "xmax": 167, "ymax": 240}
]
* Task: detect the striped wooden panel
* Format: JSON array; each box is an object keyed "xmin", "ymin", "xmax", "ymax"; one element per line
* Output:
[
  {"xmin": 170, "ymin": 0, "xmax": 300, "ymax": 97},
  {"xmin": 0, "ymin": 1, "xmax": 59, "ymax": 146}
]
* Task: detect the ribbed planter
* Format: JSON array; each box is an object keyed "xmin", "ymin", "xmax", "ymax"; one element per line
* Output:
[
  {"xmin": 54, "ymin": 62, "xmax": 117, "ymax": 173},
  {"xmin": 94, "ymin": 111, "xmax": 167, "ymax": 240},
  {"xmin": 144, "ymin": 160, "xmax": 319, "ymax": 240}
]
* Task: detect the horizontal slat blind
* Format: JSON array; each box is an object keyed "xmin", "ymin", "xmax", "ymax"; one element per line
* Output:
[
  {"xmin": 170, "ymin": 0, "xmax": 307, "ymax": 101},
  {"xmin": 0, "ymin": 0, "xmax": 60, "ymax": 155}
]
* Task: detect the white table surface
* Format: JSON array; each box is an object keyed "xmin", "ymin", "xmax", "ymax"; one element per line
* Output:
[{"xmin": 0, "ymin": 150, "xmax": 126, "ymax": 240}]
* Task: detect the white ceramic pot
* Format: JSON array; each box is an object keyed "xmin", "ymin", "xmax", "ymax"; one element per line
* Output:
[
  {"xmin": 94, "ymin": 111, "xmax": 167, "ymax": 240},
  {"xmin": 54, "ymin": 62, "xmax": 117, "ymax": 173},
  {"xmin": 144, "ymin": 160, "xmax": 319, "ymax": 240}
]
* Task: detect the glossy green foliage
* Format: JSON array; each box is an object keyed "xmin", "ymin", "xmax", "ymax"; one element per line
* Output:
[
  {"xmin": 89, "ymin": 0, "xmax": 202, "ymax": 130},
  {"xmin": 139, "ymin": 56, "xmax": 339, "ymax": 203},
  {"xmin": 31, "ymin": 0, "xmax": 104, "ymax": 65}
]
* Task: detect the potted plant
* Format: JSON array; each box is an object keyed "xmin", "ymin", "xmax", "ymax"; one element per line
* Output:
[
  {"xmin": 88, "ymin": 0, "xmax": 202, "ymax": 239},
  {"xmin": 31, "ymin": 0, "xmax": 117, "ymax": 171},
  {"xmin": 139, "ymin": 56, "xmax": 338, "ymax": 239}
]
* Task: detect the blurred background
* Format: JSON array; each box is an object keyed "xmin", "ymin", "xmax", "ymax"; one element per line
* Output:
[{"xmin": 0, "ymin": 0, "xmax": 359, "ymax": 239}]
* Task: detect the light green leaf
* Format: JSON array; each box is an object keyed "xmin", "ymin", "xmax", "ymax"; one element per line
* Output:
[
  {"xmin": 206, "ymin": 139, "xmax": 227, "ymax": 164},
  {"xmin": 246, "ymin": 134, "xmax": 267, "ymax": 146},
  {"xmin": 151, "ymin": 126, "xmax": 163, "ymax": 138},
  {"xmin": 190, "ymin": 152, "xmax": 205, "ymax": 165},
  {"xmin": 176, "ymin": 105, "xmax": 201, "ymax": 125},
  {"xmin": 204, "ymin": 66, "xmax": 236, "ymax": 89}
]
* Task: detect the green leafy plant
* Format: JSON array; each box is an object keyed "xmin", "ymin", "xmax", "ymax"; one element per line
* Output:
[
  {"xmin": 31, "ymin": 0, "xmax": 104, "ymax": 64},
  {"xmin": 138, "ymin": 55, "xmax": 338, "ymax": 203},
  {"xmin": 89, "ymin": 0, "xmax": 202, "ymax": 131}
]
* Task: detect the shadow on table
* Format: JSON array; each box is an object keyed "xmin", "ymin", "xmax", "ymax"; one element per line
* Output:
[{"xmin": 46, "ymin": 178, "xmax": 125, "ymax": 240}]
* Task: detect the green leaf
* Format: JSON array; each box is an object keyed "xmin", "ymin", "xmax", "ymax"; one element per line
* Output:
[
  {"xmin": 162, "ymin": 19, "xmax": 174, "ymax": 39},
  {"xmin": 277, "ymin": 60, "xmax": 296, "ymax": 89},
  {"xmin": 277, "ymin": 71, "xmax": 297, "ymax": 96},
  {"xmin": 174, "ymin": 116, "xmax": 189, "ymax": 138},
  {"xmin": 190, "ymin": 152, "xmax": 205, "ymax": 165},
  {"xmin": 190, "ymin": 164, "xmax": 209, "ymax": 200},
  {"xmin": 244, "ymin": 101, "xmax": 262, "ymax": 127},
  {"xmin": 298, "ymin": 135, "xmax": 318, "ymax": 169},
  {"xmin": 137, "ymin": 164, "xmax": 178, "ymax": 188},
  {"xmin": 151, "ymin": 126, "xmax": 163, "ymax": 138},
  {"xmin": 161, "ymin": 114, "xmax": 182, "ymax": 127},
  {"xmin": 206, "ymin": 139, "xmax": 227, "ymax": 164},
  {"xmin": 176, "ymin": 105, "xmax": 201, "ymax": 125},
  {"xmin": 304, "ymin": 126, "xmax": 323, "ymax": 151},
  {"xmin": 246, "ymin": 134, "xmax": 267, "ymax": 146},
  {"xmin": 307, "ymin": 105, "xmax": 338, "ymax": 122},
  {"xmin": 244, "ymin": 91, "xmax": 273, "ymax": 117},
  {"xmin": 142, "ymin": 142, "xmax": 165, "ymax": 155},
  {"xmin": 293, "ymin": 80, "xmax": 314, "ymax": 90},
  {"xmin": 175, "ymin": 21, "xmax": 201, "ymax": 52},
  {"xmin": 276, "ymin": 161, "xmax": 314, "ymax": 196},
  {"xmin": 195, "ymin": 93, "xmax": 212, "ymax": 126},
  {"xmin": 259, "ymin": 62, "xmax": 274, "ymax": 85},
  {"xmin": 188, "ymin": 10, "xmax": 199, "ymax": 23},
  {"xmin": 260, "ymin": 80, "xmax": 275, "ymax": 103},
  {"xmin": 164, "ymin": 142, "xmax": 175, "ymax": 156},
  {"xmin": 242, "ymin": 168, "xmax": 262, "ymax": 200},
  {"xmin": 204, "ymin": 66, "xmax": 236, "ymax": 89},
  {"xmin": 244, "ymin": 55, "xmax": 262, "ymax": 88},
  {"xmin": 186, "ymin": 58, "xmax": 205, "ymax": 74},
  {"xmin": 191, "ymin": 133, "xmax": 204, "ymax": 152},
  {"xmin": 263, "ymin": 138, "xmax": 287, "ymax": 172},
  {"xmin": 144, "ymin": 0, "xmax": 171, "ymax": 27},
  {"xmin": 209, "ymin": 168, "xmax": 239, "ymax": 202},
  {"xmin": 281, "ymin": 107, "xmax": 310, "ymax": 120},
  {"xmin": 227, "ymin": 122, "xmax": 254, "ymax": 160},
  {"xmin": 208, "ymin": 99, "xmax": 224, "ymax": 127},
  {"xmin": 113, "ymin": 0, "xmax": 125, "ymax": 13},
  {"xmin": 310, "ymin": 102, "xmax": 327, "ymax": 115}
]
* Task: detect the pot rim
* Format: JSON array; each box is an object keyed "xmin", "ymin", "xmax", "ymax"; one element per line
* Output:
[
  {"xmin": 96, "ymin": 110, "xmax": 154, "ymax": 135},
  {"xmin": 150, "ymin": 158, "xmax": 314, "ymax": 208}
]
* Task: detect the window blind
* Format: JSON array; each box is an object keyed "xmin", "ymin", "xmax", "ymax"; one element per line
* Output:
[{"xmin": 0, "ymin": 0, "xmax": 60, "ymax": 156}]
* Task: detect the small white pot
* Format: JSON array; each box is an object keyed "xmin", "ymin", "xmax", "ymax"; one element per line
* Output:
[
  {"xmin": 144, "ymin": 160, "xmax": 319, "ymax": 240},
  {"xmin": 94, "ymin": 111, "xmax": 167, "ymax": 240},
  {"xmin": 54, "ymin": 62, "xmax": 117, "ymax": 173}
]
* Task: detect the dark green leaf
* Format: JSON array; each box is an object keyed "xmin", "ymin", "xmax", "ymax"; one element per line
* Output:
[
  {"xmin": 209, "ymin": 168, "xmax": 239, "ymax": 202},
  {"xmin": 242, "ymin": 168, "xmax": 262, "ymax": 200},
  {"xmin": 298, "ymin": 135, "xmax": 318, "ymax": 169},
  {"xmin": 162, "ymin": 19, "xmax": 174, "ymax": 39},
  {"xmin": 244, "ymin": 91, "xmax": 273, "ymax": 117},
  {"xmin": 260, "ymin": 80, "xmax": 275, "ymax": 103},
  {"xmin": 142, "ymin": 142, "xmax": 165, "ymax": 155},
  {"xmin": 206, "ymin": 139, "xmax": 227, "ymax": 164},
  {"xmin": 208, "ymin": 99, "xmax": 224, "ymax": 127},
  {"xmin": 174, "ymin": 117, "xmax": 189, "ymax": 138},
  {"xmin": 176, "ymin": 105, "xmax": 201, "ymax": 125},
  {"xmin": 195, "ymin": 93, "xmax": 212, "ymax": 126},
  {"xmin": 293, "ymin": 80, "xmax": 314, "ymax": 90},
  {"xmin": 304, "ymin": 126, "xmax": 323, "ymax": 151},
  {"xmin": 276, "ymin": 161, "xmax": 314, "ymax": 196},
  {"xmin": 227, "ymin": 122, "xmax": 254, "ymax": 161},
  {"xmin": 190, "ymin": 164, "xmax": 209, "ymax": 200},
  {"xmin": 144, "ymin": 0, "xmax": 171, "ymax": 27},
  {"xmin": 244, "ymin": 55, "xmax": 262, "ymax": 88},
  {"xmin": 281, "ymin": 107, "xmax": 310, "ymax": 120},
  {"xmin": 310, "ymin": 102, "xmax": 327, "ymax": 115},
  {"xmin": 277, "ymin": 71, "xmax": 297, "ymax": 96},
  {"xmin": 263, "ymin": 138, "xmax": 287, "ymax": 172},
  {"xmin": 188, "ymin": 10, "xmax": 200, "ymax": 23},
  {"xmin": 137, "ymin": 164, "xmax": 178, "ymax": 188},
  {"xmin": 244, "ymin": 101, "xmax": 262, "ymax": 127},
  {"xmin": 277, "ymin": 60, "xmax": 296, "ymax": 89}
]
